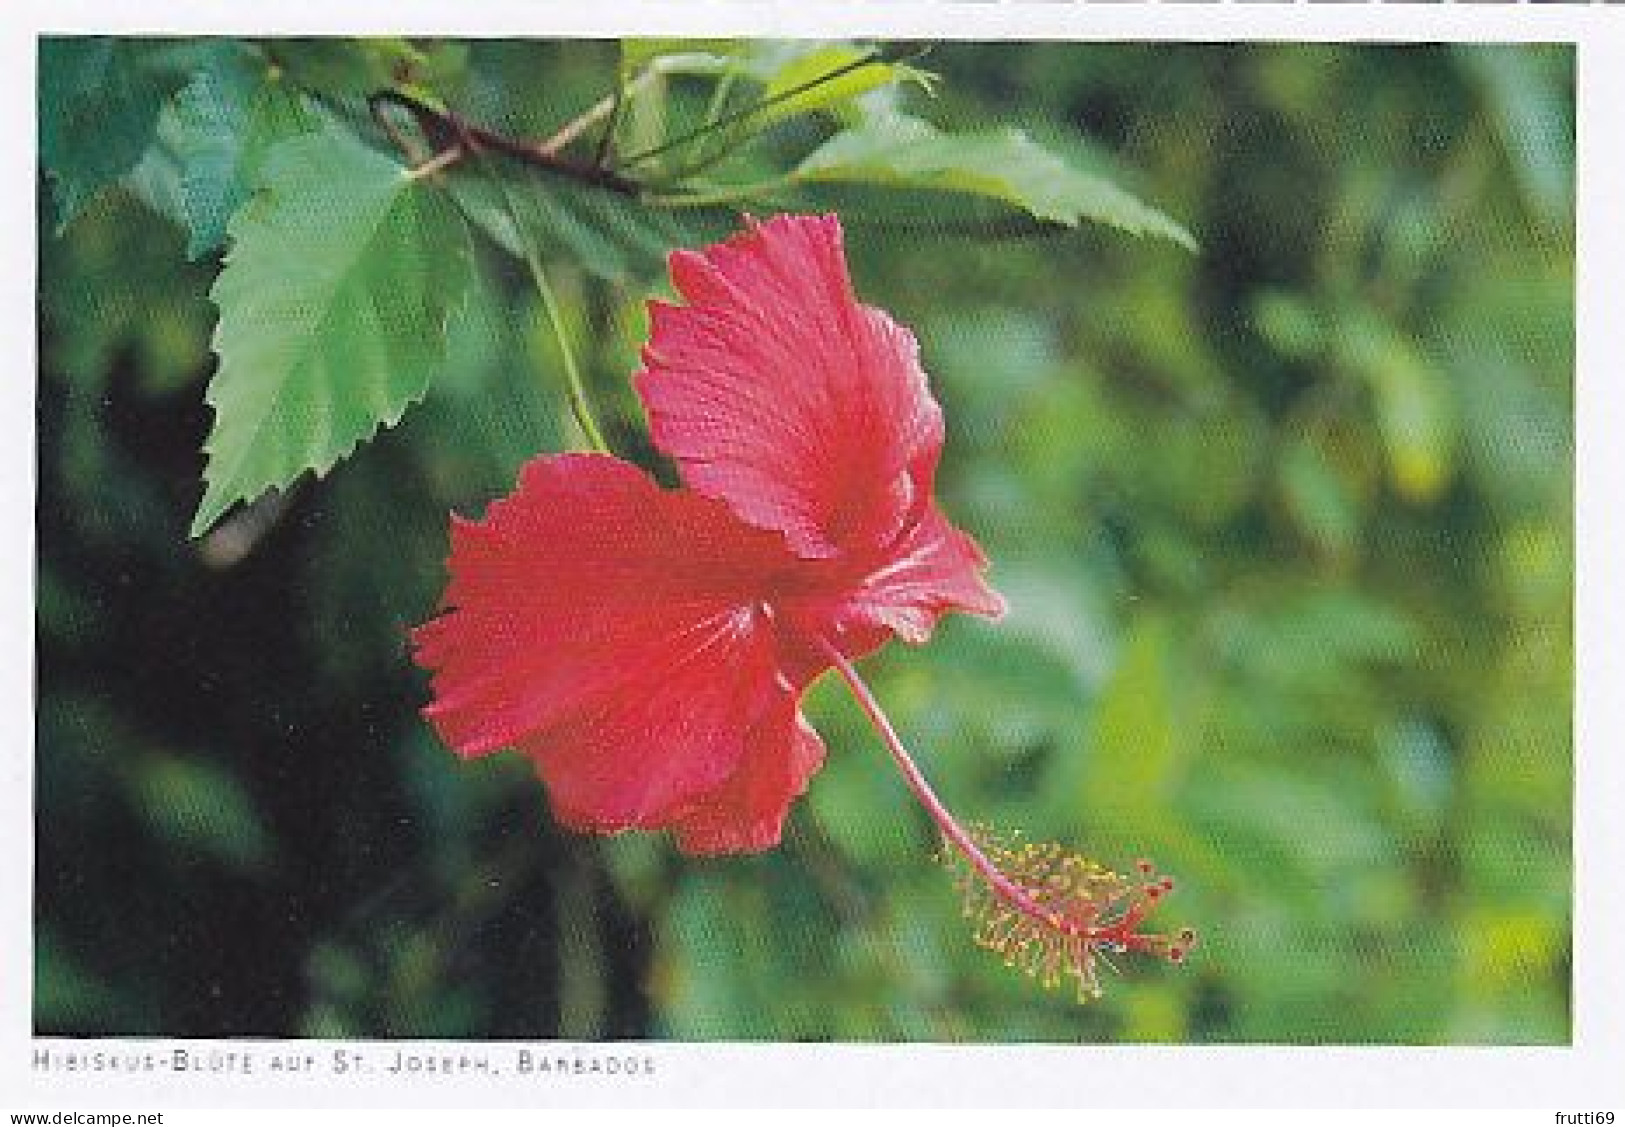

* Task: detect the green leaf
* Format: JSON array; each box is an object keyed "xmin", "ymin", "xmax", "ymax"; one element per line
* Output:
[
  {"xmin": 39, "ymin": 38, "xmax": 188, "ymax": 228},
  {"xmin": 1455, "ymin": 46, "xmax": 1573, "ymax": 226},
  {"xmin": 446, "ymin": 160, "xmax": 700, "ymax": 284},
  {"xmin": 39, "ymin": 186, "xmax": 215, "ymax": 396},
  {"xmin": 260, "ymin": 37, "xmax": 426, "ymax": 96},
  {"xmin": 795, "ymin": 113, "xmax": 1196, "ymax": 250},
  {"xmin": 1334, "ymin": 306, "xmax": 1458, "ymax": 504},
  {"xmin": 1182, "ymin": 757, "xmax": 1396, "ymax": 896},
  {"xmin": 1213, "ymin": 588, "xmax": 1421, "ymax": 699},
  {"xmin": 623, "ymin": 40, "xmax": 928, "ymax": 121},
  {"xmin": 1253, "ymin": 289, "xmax": 1326, "ymax": 361},
  {"xmin": 193, "ymin": 123, "xmax": 472, "ymax": 536},
  {"xmin": 36, "ymin": 931, "xmax": 145, "ymax": 1032},
  {"xmin": 129, "ymin": 753, "xmax": 275, "ymax": 872},
  {"xmin": 1083, "ymin": 613, "xmax": 1187, "ymax": 820},
  {"xmin": 620, "ymin": 38, "xmax": 742, "ymax": 79},
  {"xmin": 121, "ymin": 105, "xmax": 192, "ymax": 232},
  {"xmin": 743, "ymin": 43, "xmax": 933, "ymax": 130},
  {"xmin": 1279, "ymin": 435, "xmax": 1362, "ymax": 561},
  {"xmin": 171, "ymin": 46, "xmax": 320, "ymax": 259},
  {"xmin": 1380, "ymin": 719, "xmax": 1456, "ymax": 833}
]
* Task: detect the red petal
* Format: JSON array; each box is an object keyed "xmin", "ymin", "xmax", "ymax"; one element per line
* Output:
[
  {"xmin": 522, "ymin": 625, "xmax": 790, "ymax": 839},
  {"xmin": 823, "ymin": 502, "xmax": 1008, "ymax": 646},
  {"xmin": 636, "ymin": 214, "xmax": 945, "ymax": 563},
  {"xmin": 412, "ymin": 454, "xmax": 821, "ymax": 850},
  {"xmin": 668, "ymin": 695, "xmax": 827, "ymax": 855}
]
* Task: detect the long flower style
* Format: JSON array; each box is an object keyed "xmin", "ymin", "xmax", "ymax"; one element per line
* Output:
[{"xmin": 413, "ymin": 214, "xmax": 1192, "ymax": 999}]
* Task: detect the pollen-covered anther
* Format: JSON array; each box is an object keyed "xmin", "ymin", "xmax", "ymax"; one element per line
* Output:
[{"xmin": 941, "ymin": 826, "xmax": 1197, "ymax": 1003}]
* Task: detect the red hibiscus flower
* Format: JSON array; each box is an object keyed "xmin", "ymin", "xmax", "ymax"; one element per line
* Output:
[{"xmin": 413, "ymin": 214, "xmax": 1191, "ymax": 998}]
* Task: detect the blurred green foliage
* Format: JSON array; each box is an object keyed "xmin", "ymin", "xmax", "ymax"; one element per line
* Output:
[{"xmin": 36, "ymin": 40, "xmax": 1571, "ymax": 1043}]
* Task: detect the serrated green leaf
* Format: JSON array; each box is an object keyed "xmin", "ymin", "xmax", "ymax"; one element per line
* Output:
[
  {"xmin": 39, "ymin": 38, "xmax": 188, "ymax": 228},
  {"xmin": 193, "ymin": 123, "xmax": 471, "ymax": 536},
  {"xmin": 796, "ymin": 113, "xmax": 1196, "ymax": 250},
  {"xmin": 172, "ymin": 47, "xmax": 320, "ymax": 259}
]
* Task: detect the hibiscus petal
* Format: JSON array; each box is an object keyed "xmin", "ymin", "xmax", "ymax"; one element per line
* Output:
[
  {"xmin": 412, "ymin": 453, "xmax": 819, "ymax": 847},
  {"xmin": 636, "ymin": 213, "xmax": 945, "ymax": 563},
  {"xmin": 668, "ymin": 694, "xmax": 828, "ymax": 855},
  {"xmin": 524, "ymin": 619, "xmax": 791, "ymax": 837},
  {"xmin": 836, "ymin": 502, "xmax": 1008, "ymax": 645}
]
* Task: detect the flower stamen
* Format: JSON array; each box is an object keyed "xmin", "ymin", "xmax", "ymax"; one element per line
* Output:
[{"xmin": 817, "ymin": 637, "xmax": 1196, "ymax": 1002}]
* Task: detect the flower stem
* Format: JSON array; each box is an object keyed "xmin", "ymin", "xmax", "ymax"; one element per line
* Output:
[
  {"xmin": 530, "ymin": 255, "xmax": 611, "ymax": 456},
  {"xmin": 491, "ymin": 175, "xmax": 612, "ymax": 455},
  {"xmin": 816, "ymin": 638, "xmax": 1082, "ymax": 936}
]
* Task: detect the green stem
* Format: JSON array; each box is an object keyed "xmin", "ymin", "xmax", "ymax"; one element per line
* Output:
[{"xmin": 492, "ymin": 175, "xmax": 611, "ymax": 455}]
